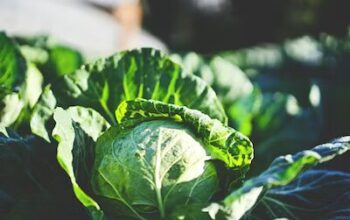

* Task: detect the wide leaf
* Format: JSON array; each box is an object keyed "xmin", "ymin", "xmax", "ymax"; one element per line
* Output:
[
  {"xmin": 116, "ymin": 99, "xmax": 253, "ymax": 171},
  {"xmin": 52, "ymin": 107, "xmax": 110, "ymax": 220},
  {"xmin": 247, "ymin": 169, "xmax": 350, "ymax": 219},
  {"xmin": 204, "ymin": 136, "xmax": 350, "ymax": 220},
  {"xmin": 54, "ymin": 49, "xmax": 227, "ymax": 125}
]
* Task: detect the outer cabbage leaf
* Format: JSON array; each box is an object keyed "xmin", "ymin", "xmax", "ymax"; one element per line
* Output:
[
  {"xmin": 172, "ymin": 52, "xmax": 260, "ymax": 135},
  {"xmin": 246, "ymin": 169, "xmax": 350, "ymax": 220},
  {"xmin": 52, "ymin": 107, "xmax": 110, "ymax": 220},
  {"xmin": 0, "ymin": 130, "xmax": 88, "ymax": 220},
  {"xmin": 204, "ymin": 136, "xmax": 350, "ymax": 220},
  {"xmin": 0, "ymin": 63, "xmax": 43, "ymax": 129},
  {"xmin": 30, "ymin": 85, "xmax": 57, "ymax": 142},
  {"xmin": 54, "ymin": 48, "xmax": 227, "ymax": 125},
  {"xmin": 46, "ymin": 45, "xmax": 84, "ymax": 77},
  {"xmin": 171, "ymin": 52, "xmax": 215, "ymax": 86},
  {"xmin": 0, "ymin": 34, "xmax": 82, "ymax": 135},
  {"xmin": 0, "ymin": 32, "xmax": 26, "ymax": 99},
  {"xmin": 16, "ymin": 35, "xmax": 84, "ymax": 79},
  {"xmin": 0, "ymin": 33, "xmax": 43, "ymax": 129},
  {"xmin": 0, "ymin": 93, "xmax": 25, "ymax": 128},
  {"xmin": 0, "ymin": 32, "xmax": 26, "ymax": 128},
  {"xmin": 116, "ymin": 99, "xmax": 253, "ymax": 171},
  {"xmin": 172, "ymin": 53, "xmax": 253, "ymax": 107}
]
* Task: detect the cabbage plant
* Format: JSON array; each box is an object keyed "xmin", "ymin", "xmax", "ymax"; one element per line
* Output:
[
  {"xmin": 46, "ymin": 49, "xmax": 349, "ymax": 220},
  {"xmin": 1, "ymin": 33, "xmax": 350, "ymax": 220},
  {"xmin": 50, "ymin": 99, "xmax": 349, "ymax": 220}
]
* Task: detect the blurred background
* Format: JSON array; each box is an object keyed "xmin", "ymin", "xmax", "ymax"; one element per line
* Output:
[
  {"xmin": 1, "ymin": 0, "xmax": 349, "ymax": 173},
  {"xmin": 1, "ymin": 0, "xmax": 350, "ymax": 54},
  {"xmin": 145, "ymin": 0, "xmax": 350, "ymax": 52}
]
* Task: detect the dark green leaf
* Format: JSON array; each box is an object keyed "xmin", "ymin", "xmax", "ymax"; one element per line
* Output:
[
  {"xmin": 0, "ymin": 32, "xmax": 26, "ymax": 99},
  {"xmin": 55, "ymin": 49, "xmax": 227, "ymax": 125},
  {"xmin": 204, "ymin": 137, "xmax": 350, "ymax": 220},
  {"xmin": 227, "ymin": 87, "xmax": 262, "ymax": 136},
  {"xmin": 48, "ymin": 45, "xmax": 84, "ymax": 77},
  {"xmin": 0, "ymin": 130, "xmax": 88, "ymax": 220},
  {"xmin": 246, "ymin": 169, "xmax": 350, "ymax": 220}
]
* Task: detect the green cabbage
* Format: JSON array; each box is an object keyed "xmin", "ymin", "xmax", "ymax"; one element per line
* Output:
[{"xmin": 91, "ymin": 120, "xmax": 218, "ymax": 219}]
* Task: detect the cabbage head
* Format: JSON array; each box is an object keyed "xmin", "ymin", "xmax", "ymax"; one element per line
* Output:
[{"xmin": 91, "ymin": 120, "xmax": 218, "ymax": 219}]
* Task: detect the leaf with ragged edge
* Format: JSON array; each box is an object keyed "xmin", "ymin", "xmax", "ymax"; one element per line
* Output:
[
  {"xmin": 54, "ymin": 48, "xmax": 226, "ymax": 125},
  {"xmin": 30, "ymin": 85, "xmax": 57, "ymax": 142},
  {"xmin": 22, "ymin": 63, "xmax": 43, "ymax": 108},
  {"xmin": 204, "ymin": 136, "xmax": 350, "ymax": 220},
  {"xmin": 0, "ymin": 32, "xmax": 26, "ymax": 128},
  {"xmin": 0, "ymin": 32, "xmax": 26, "ymax": 99},
  {"xmin": 52, "ymin": 107, "xmax": 110, "ymax": 220},
  {"xmin": 116, "ymin": 99, "xmax": 253, "ymax": 171},
  {"xmin": 66, "ymin": 107, "xmax": 111, "ymax": 142},
  {"xmin": 0, "ymin": 33, "xmax": 44, "ymax": 129},
  {"xmin": 0, "ymin": 93, "xmax": 25, "ymax": 128},
  {"xmin": 173, "ymin": 53, "xmax": 259, "ymax": 133},
  {"xmin": 1, "ymin": 63, "xmax": 43, "ymax": 129}
]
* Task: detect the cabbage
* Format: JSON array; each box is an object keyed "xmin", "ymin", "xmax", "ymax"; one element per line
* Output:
[{"xmin": 91, "ymin": 120, "xmax": 218, "ymax": 219}]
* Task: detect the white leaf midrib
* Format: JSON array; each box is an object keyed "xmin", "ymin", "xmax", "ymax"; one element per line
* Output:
[{"xmin": 154, "ymin": 128, "xmax": 165, "ymax": 218}]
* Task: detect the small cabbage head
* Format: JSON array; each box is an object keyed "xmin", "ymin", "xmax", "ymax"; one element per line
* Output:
[{"xmin": 91, "ymin": 120, "xmax": 218, "ymax": 219}]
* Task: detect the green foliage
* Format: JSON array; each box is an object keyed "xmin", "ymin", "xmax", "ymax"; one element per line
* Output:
[
  {"xmin": 0, "ymin": 130, "xmax": 88, "ymax": 220},
  {"xmin": 30, "ymin": 86, "xmax": 57, "ymax": 142},
  {"xmin": 0, "ymin": 32, "xmax": 349, "ymax": 220},
  {"xmin": 0, "ymin": 32, "xmax": 26, "ymax": 99},
  {"xmin": 204, "ymin": 137, "xmax": 350, "ymax": 220},
  {"xmin": 54, "ymin": 49, "xmax": 226, "ymax": 125},
  {"xmin": 116, "ymin": 99, "xmax": 253, "ymax": 170},
  {"xmin": 16, "ymin": 35, "xmax": 84, "ymax": 80},
  {"xmin": 52, "ymin": 107, "xmax": 106, "ymax": 220},
  {"xmin": 0, "ymin": 33, "xmax": 43, "ymax": 129}
]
